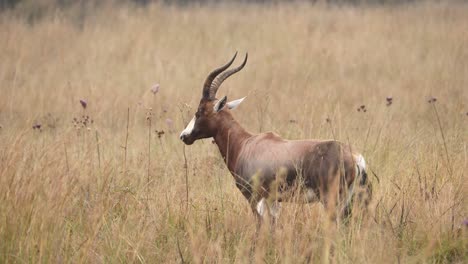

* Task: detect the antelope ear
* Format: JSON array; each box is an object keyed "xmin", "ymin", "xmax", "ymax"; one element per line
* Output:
[
  {"xmin": 213, "ymin": 96, "xmax": 227, "ymax": 113},
  {"xmin": 226, "ymin": 97, "xmax": 246, "ymax": 110}
]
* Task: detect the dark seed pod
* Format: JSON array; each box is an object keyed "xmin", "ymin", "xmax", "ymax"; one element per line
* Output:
[{"xmin": 80, "ymin": 99, "xmax": 87, "ymax": 109}]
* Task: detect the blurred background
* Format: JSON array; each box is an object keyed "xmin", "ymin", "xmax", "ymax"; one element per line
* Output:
[{"xmin": 0, "ymin": 0, "xmax": 467, "ymax": 263}]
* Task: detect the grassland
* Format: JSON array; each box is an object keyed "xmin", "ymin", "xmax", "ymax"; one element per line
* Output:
[{"xmin": 0, "ymin": 1, "xmax": 467, "ymax": 263}]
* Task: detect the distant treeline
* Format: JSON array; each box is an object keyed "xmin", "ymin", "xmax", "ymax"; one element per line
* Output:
[
  {"xmin": 0, "ymin": 0, "xmax": 426, "ymax": 11},
  {"xmin": 0, "ymin": 0, "xmax": 436, "ymax": 25}
]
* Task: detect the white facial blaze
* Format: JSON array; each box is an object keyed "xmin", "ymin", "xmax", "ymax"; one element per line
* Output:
[{"xmin": 180, "ymin": 116, "xmax": 196, "ymax": 138}]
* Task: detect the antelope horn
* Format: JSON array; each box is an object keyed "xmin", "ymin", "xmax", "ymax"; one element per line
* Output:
[
  {"xmin": 202, "ymin": 52, "xmax": 238, "ymax": 99},
  {"xmin": 209, "ymin": 53, "xmax": 248, "ymax": 100}
]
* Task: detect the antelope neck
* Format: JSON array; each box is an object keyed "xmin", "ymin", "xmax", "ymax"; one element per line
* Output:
[{"xmin": 213, "ymin": 111, "xmax": 251, "ymax": 173}]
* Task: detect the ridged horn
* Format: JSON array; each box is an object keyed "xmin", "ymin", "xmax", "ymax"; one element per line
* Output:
[
  {"xmin": 202, "ymin": 52, "xmax": 238, "ymax": 99},
  {"xmin": 209, "ymin": 53, "xmax": 248, "ymax": 99}
]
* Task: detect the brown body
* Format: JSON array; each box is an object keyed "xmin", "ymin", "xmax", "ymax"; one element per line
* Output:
[
  {"xmin": 213, "ymin": 110, "xmax": 365, "ymax": 219},
  {"xmin": 180, "ymin": 53, "xmax": 371, "ymax": 224}
]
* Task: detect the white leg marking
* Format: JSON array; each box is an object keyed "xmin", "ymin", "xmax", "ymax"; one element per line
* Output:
[
  {"xmin": 257, "ymin": 199, "xmax": 281, "ymax": 219},
  {"xmin": 256, "ymin": 198, "xmax": 267, "ymax": 217},
  {"xmin": 180, "ymin": 116, "xmax": 196, "ymax": 138},
  {"xmin": 269, "ymin": 201, "xmax": 281, "ymax": 219},
  {"xmin": 305, "ymin": 188, "xmax": 318, "ymax": 202}
]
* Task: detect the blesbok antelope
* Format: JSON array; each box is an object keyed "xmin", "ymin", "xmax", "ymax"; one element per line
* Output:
[{"xmin": 180, "ymin": 52, "xmax": 371, "ymax": 225}]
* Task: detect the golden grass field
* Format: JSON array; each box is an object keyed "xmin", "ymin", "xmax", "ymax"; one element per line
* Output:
[{"xmin": 0, "ymin": 1, "xmax": 467, "ymax": 263}]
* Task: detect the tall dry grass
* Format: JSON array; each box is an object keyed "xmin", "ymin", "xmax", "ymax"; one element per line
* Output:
[{"xmin": 0, "ymin": 1, "xmax": 467, "ymax": 263}]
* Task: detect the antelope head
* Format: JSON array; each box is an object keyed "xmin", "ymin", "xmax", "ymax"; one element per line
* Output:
[{"xmin": 180, "ymin": 52, "xmax": 248, "ymax": 145}]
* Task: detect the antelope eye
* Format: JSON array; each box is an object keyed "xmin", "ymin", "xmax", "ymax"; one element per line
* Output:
[{"xmin": 195, "ymin": 111, "xmax": 201, "ymax": 118}]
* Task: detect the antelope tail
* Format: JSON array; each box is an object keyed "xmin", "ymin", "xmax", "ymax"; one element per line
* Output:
[{"xmin": 343, "ymin": 154, "xmax": 372, "ymax": 218}]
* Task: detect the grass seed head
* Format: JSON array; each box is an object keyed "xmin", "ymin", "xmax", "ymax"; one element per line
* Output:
[
  {"xmin": 386, "ymin": 96, "xmax": 393, "ymax": 106},
  {"xmin": 151, "ymin": 84, "xmax": 160, "ymax": 95},
  {"xmin": 428, "ymin": 96, "xmax": 437, "ymax": 103},
  {"xmin": 155, "ymin": 130, "xmax": 165, "ymax": 138},
  {"xmin": 79, "ymin": 99, "xmax": 87, "ymax": 109},
  {"xmin": 165, "ymin": 118, "xmax": 174, "ymax": 132},
  {"xmin": 32, "ymin": 123, "xmax": 42, "ymax": 132}
]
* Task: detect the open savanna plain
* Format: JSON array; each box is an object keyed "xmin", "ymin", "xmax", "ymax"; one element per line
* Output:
[{"xmin": 0, "ymin": 1, "xmax": 467, "ymax": 263}]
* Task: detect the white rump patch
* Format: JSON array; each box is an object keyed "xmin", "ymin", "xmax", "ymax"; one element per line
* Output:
[
  {"xmin": 354, "ymin": 154, "xmax": 366, "ymax": 178},
  {"xmin": 346, "ymin": 153, "xmax": 366, "ymax": 209},
  {"xmin": 355, "ymin": 154, "xmax": 366, "ymax": 170},
  {"xmin": 179, "ymin": 116, "xmax": 196, "ymax": 138}
]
